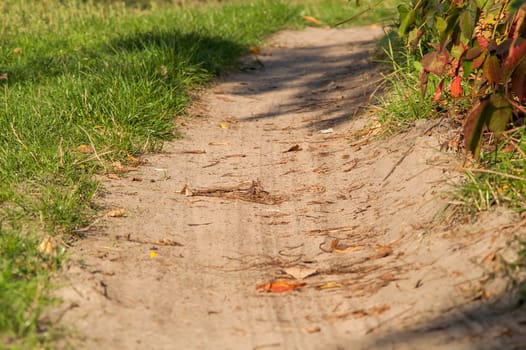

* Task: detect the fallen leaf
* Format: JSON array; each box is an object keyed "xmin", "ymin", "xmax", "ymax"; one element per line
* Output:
[
  {"xmin": 284, "ymin": 144, "xmax": 302, "ymax": 152},
  {"xmin": 256, "ymin": 280, "xmax": 306, "ymax": 293},
  {"xmin": 106, "ymin": 209, "xmax": 126, "ymax": 217},
  {"xmin": 180, "ymin": 184, "xmax": 193, "ymax": 196},
  {"xmin": 12, "ymin": 47, "xmax": 23, "ymax": 54},
  {"xmin": 208, "ymin": 142, "xmax": 230, "ymax": 146},
  {"xmin": 38, "ymin": 236, "xmax": 55, "ymax": 255},
  {"xmin": 149, "ymin": 251, "xmax": 158, "ymax": 258},
  {"xmin": 303, "ymin": 325, "xmax": 321, "ymax": 334},
  {"xmin": 368, "ymin": 304, "xmax": 390, "ymax": 316},
  {"xmin": 182, "ymin": 149, "xmax": 206, "ymax": 154},
  {"xmin": 303, "ymin": 15, "xmax": 322, "ymax": 25},
  {"xmin": 379, "ymin": 273, "xmax": 395, "ymax": 281},
  {"xmin": 0, "ymin": 72, "xmax": 7, "ymax": 81},
  {"xmin": 483, "ymin": 251, "xmax": 496, "ymax": 264},
  {"xmin": 76, "ymin": 144, "xmax": 94, "ymax": 154},
  {"xmin": 219, "ymin": 123, "xmax": 229, "ymax": 129},
  {"xmin": 374, "ymin": 245, "xmax": 393, "ymax": 259},
  {"xmin": 107, "ymin": 173, "xmax": 120, "ymax": 180},
  {"xmin": 127, "ymin": 153, "xmax": 145, "ymax": 166},
  {"xmin": 317, "ymin": 282, "xmax": 341, "ymax": 290},
  {"xmin": 352, "ymin": 310, "xmax": 368, "ymax": 318},
  {"xmin": 250, "ymin": 45, "xmax": 260, "ymax": 54},
  {"xmin": 283, "ymin": 267, "xmax": 318, "ymax": 280},
  {"xmin": 319, "ymin": 128, "xmax": 334, "ymax": 134}
]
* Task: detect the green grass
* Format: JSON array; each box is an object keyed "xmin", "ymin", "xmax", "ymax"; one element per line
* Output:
[
  {"xmin": 459, "ymin": 128, "xmax": 526, "ymax": 212},
  {"xmin": 0, "ymin": 0, "xmax": 394, "ymax": 347}
]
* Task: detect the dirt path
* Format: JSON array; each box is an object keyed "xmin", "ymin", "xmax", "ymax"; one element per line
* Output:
[{"xmin": 54, "ymin": 26, "xmax": 526, "ymax": 349}]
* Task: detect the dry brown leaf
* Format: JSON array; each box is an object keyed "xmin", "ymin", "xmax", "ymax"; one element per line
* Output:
[
  {"xmin": 107, "ymin": 209, "xmax": 126, "ymax": 217},
  {"xmin": 284, "ymin": 144, "xmax": 302, "ymax": 153},
  {"xmin": 283, "ymin": 267, "xmax": 318, "ymax": 280},
  {"xmin": 112, "ymin": 161, "xmax": 133, "ymax": 173},
  {"xmin": 368, "ymin": 304, "xmax": 390, "ymax": 316},
  {"xmin": 483, "ymin": 251, "xmax": 496, "ymax": 264},
  {"xmin": 127, "ymin": 153, "xmax": 145, "ymax": 166},
  {"xmin": 303, "ymin": 325, "xmax": 321, "ymax": 334},
  {"xmin": 76, "ymin": 144, "xmax": 94, "ymax": 154},
  {"xmin": 107, "ymin": 173, "xmax": 120, "ymax": 180},
  {"xmin": 38, "ymin": 236, "xmax": 55, "ymax": 255},
  {"xmin": 180, "ymin": 184, "xmax": 193, "ymax": 196},
  {"xmin": 256, "ymin": 280, "xmax": 306, "ymax": 293},
  {"xmin": 0, "ymin": 72, "xmax": 8, "ymax": 81},
  {"xmin": 317, "ymin": 282, "xmax": 341, "ymax": 290},
  {"xmin": 208, "ymin": 142, "xmax": 230, "ymax": 146},
  {"xmin": 374, "ymin": 245, "xmax": 393, "ymax": 259},
  {"xmin": 13, "ymin": 47, "xmax": 23, "ymax": 54},
  {"xmin": 303, "ymin": 15, "xmax": 322, "ymax": 25},
  {"xmin": 250, "ymin": 45, "xmax": 260, "ymax": 55},
  {"xmin": 182, "ymin": 149, "xmax": 206, "ymax": 154},
  {"xmin": 379, "ymin": 273, "xmax": 395, "ymax": 281}
]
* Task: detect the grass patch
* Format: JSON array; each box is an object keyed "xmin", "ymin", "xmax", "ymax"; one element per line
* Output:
[
  {"xmin": 0, "ymin": 0, "xmax": 392, "ymax": 347},
  {"xmin": 371, "ymin": 31, "xmax": 437, "ymax": 134},
  {"xmin": 459, "ymin": 128, "xmax": 526, "ymax": 213}
]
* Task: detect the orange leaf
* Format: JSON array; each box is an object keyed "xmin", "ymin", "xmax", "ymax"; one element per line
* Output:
[
  {"xmin": 256, "ymin": 280, "xmax": 306, "ymax": 293},
  {"xmin": 77, "ymin": 144, "xmax": 94, "ymax": 154},
  {"xmin": 303, "ymin": 15, "xmax": 322, "ymax": 25},
  {"xmin": 250, "ymin": 45, "xmax": 260, "ymax": 55},
  {"xmin": 450, "ymin": 76, "xmax": 462, "ymax": 98}
]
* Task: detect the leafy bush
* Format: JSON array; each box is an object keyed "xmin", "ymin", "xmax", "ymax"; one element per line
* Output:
[{"xmin": 398, "ymin": 0, "xmax": 526, "ymax": 159}]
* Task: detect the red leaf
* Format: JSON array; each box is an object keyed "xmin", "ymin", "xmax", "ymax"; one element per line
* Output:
[
  {"xmin": 512, "ymin": 59, "xmax": 526, "ymax": 102},
  {"xmin": 422, "ymin": 51, "xmax": 449, "ymax": 75},
  {"xmin": 477, "ymin": 35, "xmax": 489, "ymax": 49},
  {"xmin": 450, "ymin": 76, "xmax": 463, "ymax": 98},
  {"xmin": 503, "ymin": 37, "xmax": 526, "ymax": 74},
  {"xmin": 465, "ymin": 46, "xmax": 483, "ymax": 60}
]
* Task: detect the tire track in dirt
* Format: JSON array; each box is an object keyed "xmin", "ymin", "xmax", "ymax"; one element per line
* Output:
[{"xmin": 53, "ymin": 26, "xmax": 526, "ymax": 349}]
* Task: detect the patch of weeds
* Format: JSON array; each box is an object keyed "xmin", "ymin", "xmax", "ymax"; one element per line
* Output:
[
  {"xmin": 457, "ymin": 127, "xmax": 526, "ymax": 213},
  {"xmin": 372, "ymin": 31, "xmax": 437, "ymax": 134}
]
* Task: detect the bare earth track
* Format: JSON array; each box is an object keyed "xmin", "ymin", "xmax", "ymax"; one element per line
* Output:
[{"xmin": 54, "ymin": 26, "xmax": 526, "ymax": 349}]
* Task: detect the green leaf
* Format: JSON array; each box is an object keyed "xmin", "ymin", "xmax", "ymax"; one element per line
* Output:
[
  {"xmin": 436, "ymin": 16, "xmax": 448, "ymax": 34},
  {"xmin": 463, "ymin": 59, "xmax": 474, "ymax": 78},
  {"xmin": 483, "ymin": 55, "xmax": 504, "ymax": 83},
  {"xmin": 464, "ymin": 98, "xmax": 490, "ymax": 159},
  {"xmin": 459, "ymin": 0, "xmax": 478, "ymax": 43},
  {"xmin": 399, "ymin": 9, "xmax": 416, "ymax": 37},
  {"xmin": 486, "ymin": 94, "xmax": 513, "ymax": 135}
]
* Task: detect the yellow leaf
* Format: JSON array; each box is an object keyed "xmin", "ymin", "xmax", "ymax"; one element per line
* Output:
[
  {"xmin": 107, "ymin": 209, "xmax": 126, "ymax": 217},
  {"xmin": 149, "ymin": 251, "xmax": 158, "ymax": 258},
  {"xmin": 38, "ymin": 236, "xmax": 55, "ymax": 255},
  {"xmin": 76, "ymin": 144, "xmax": 94, "ymax": 154},
  {"xmin": 317, "ymin": 282, "xmax": 341, "ymax": 290},
  {"xmin": 219, "ymin": 123, "xmax": 229, "ymax": 129},
  {"xmin": 303, "ymin": 15, "xmax": 322, "ymax": 25}
]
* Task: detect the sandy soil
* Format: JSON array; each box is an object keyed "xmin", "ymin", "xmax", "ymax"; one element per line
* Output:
[{"xmin": 52, "ymin": 26, "xmax": 526, "ymax": 349}]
